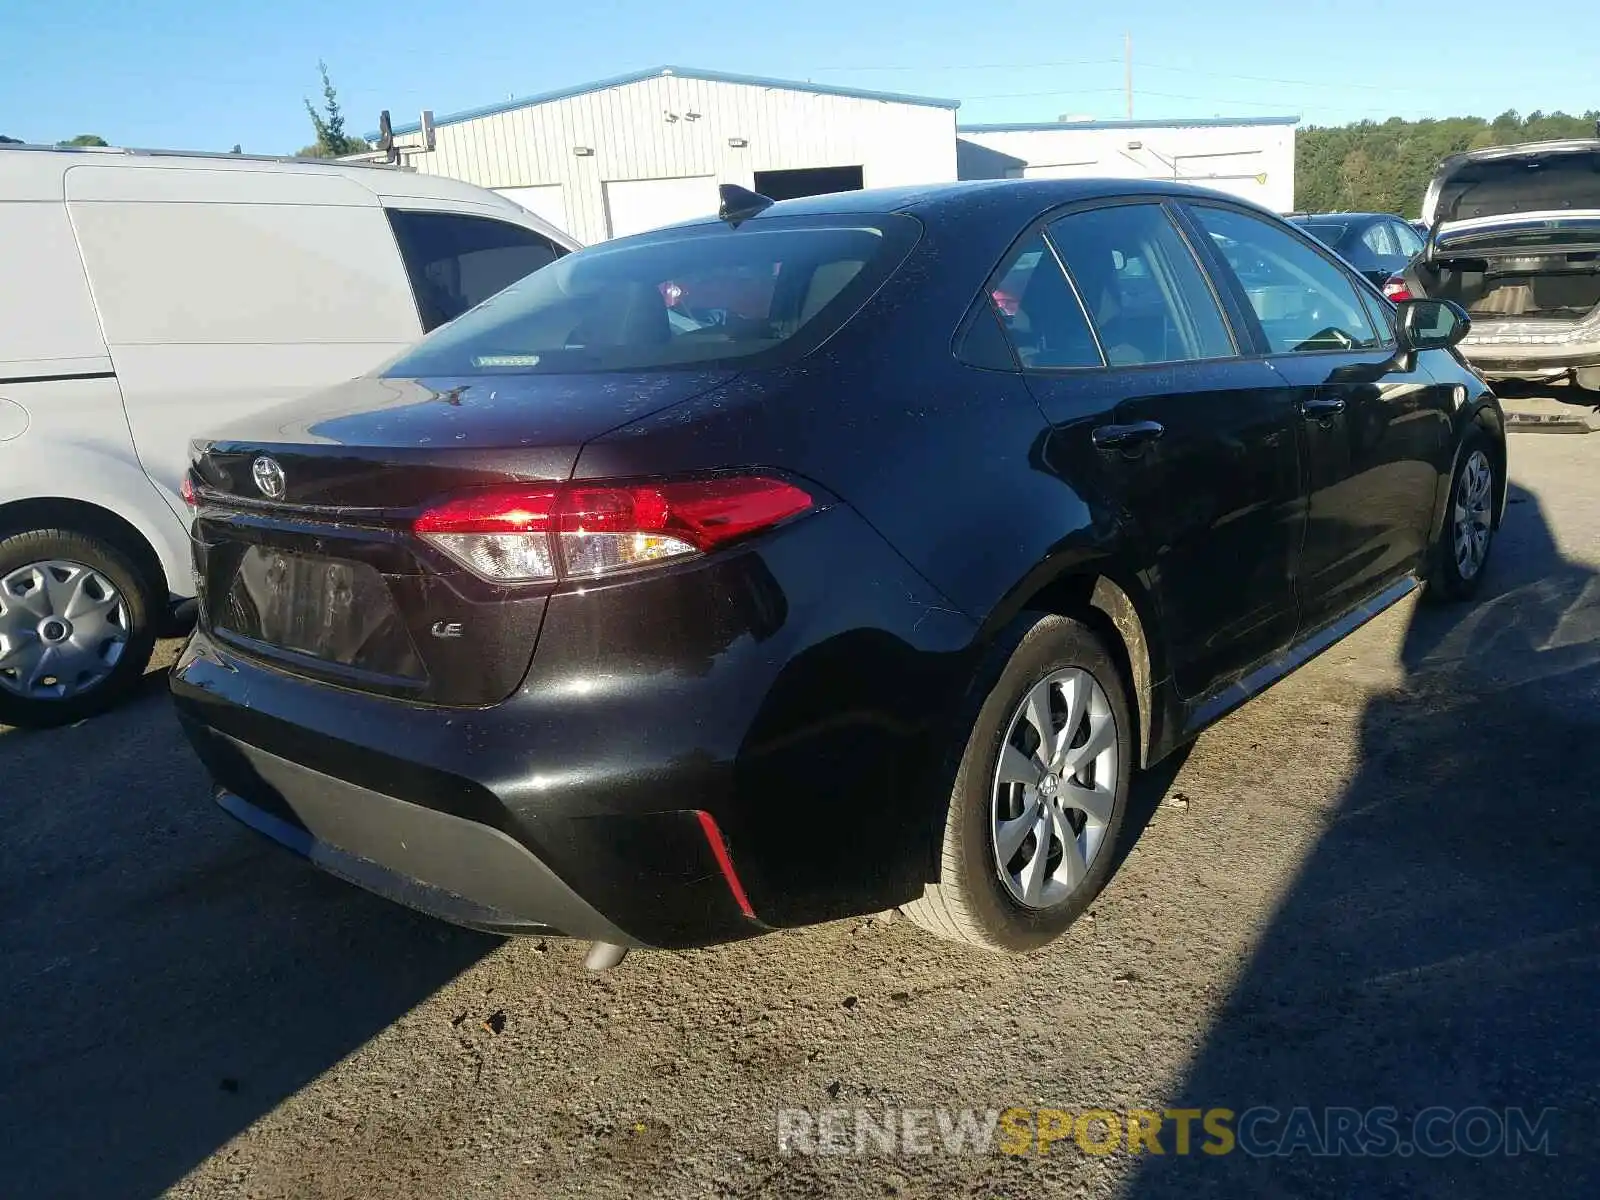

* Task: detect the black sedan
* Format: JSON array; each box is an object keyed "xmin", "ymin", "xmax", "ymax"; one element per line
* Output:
[
  {"xmin": 172, "ymin": 179, "xmax": 1506, "ymax": 965},
  {"xmin": 1288, "ymin": 210, "xmax": 1426, "ymax": 287}
]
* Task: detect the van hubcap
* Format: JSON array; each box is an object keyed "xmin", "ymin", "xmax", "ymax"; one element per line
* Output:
[
  {"xmin": 1454, "ymin": 449, "xmax": 1493, "ymax": 580},
  {"xmin": 0, "ymin": 560, "xmax": 130, "ymax": 700},
  {"xmin": 991, "ymin": 668, "xmax": 1118, "ymax": 910}
]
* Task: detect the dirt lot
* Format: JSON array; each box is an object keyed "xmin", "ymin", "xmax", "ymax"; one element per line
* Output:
[{"xmin": 4, "ymin": 434, "xmax": 1598, "ymax": 1199}]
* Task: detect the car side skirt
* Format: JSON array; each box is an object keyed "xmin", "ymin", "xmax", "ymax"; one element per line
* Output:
[{"xmin": 1166, "ymin": 574, "xmax": 1421, "ymax": 751}]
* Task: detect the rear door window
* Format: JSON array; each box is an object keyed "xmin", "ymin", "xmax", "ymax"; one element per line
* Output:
[
  {"xmin": 386, "ymin": 215, "xmax": 921, "ymax": 376},
  {"xmin": 1047, "ymin": 203, "xmax": 1235, "ymax": 366},
  {"xmin": 1393, "ymin": 220, "xmax": 1425, "ymax": 257},
  {"xmin": 387, "ymin": 210, "xmax": 568, "ymax": 332},
  {"xmin": 1188, "ymin": 205, "xmax": 1384, "ymax": 353}
]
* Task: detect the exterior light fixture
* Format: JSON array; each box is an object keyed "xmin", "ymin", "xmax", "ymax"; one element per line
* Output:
[
  {"xmin": 573, "ymin": 146, "xmax": 594, "ymax": 157},
  {"xmin": 728, "ymin": 137, "xmax": 749, "ymax": 149}
]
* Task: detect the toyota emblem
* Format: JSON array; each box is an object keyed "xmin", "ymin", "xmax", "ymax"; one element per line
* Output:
[{"xmin": 251, "ymin": 456, "xmax": 287, "ymax": 500}]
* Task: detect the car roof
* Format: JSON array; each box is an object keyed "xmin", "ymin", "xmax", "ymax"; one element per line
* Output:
[
  {"xmin": 0, "ymin": 144, "xmax": 574, "ymax": 247},
  {"xmin": 647, "ymin": 177, "xmax": 1282, "ymax": 238},
  {"xmin": 1288, "ymin": 212, "xmax": 1390, "ymax": 223}
]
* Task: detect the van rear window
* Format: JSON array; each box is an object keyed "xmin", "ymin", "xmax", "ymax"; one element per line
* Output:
[{"xmin": 385, "ymin": 214, "xmax": 920, "ymax": 376}]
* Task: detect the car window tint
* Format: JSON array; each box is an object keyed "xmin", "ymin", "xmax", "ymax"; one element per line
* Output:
[
  {"xmin": 987, "ymin": 233, "xmax": 1103, "ymax": 369},
  {"xmin": 1189, "ymin": 206, "xmax": 1383, "ymax": 354},
  {"xmin": 956, "ymin": 301, "xmax": 1020, "ymax": 370},
  {"xmin": 386, "ymin": 216, "xmax": 919, "ymax": 376},
  {"xmin": 1300, "ymin": 222, "xmax": 1351, "ymax": 249},
  {"xmin": 1047, "ymin": 203, "xmax": 1234, "ymax": 366},
  {"xmin": 387, "ymin": 211, "xmax": 567, "ymax": 332},
  {"xmin": 1360, "ymin": 222, "xmax": 1398, "ymax": 257},
  {"xmin": 1393, "ymin": 220, "xmax": 1425, "ymax": 257}
]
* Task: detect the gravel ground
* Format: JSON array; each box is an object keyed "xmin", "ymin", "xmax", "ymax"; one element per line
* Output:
[{"xmin": 4, "ymin": 434, "xmax": 1598, "ymax": 1199}]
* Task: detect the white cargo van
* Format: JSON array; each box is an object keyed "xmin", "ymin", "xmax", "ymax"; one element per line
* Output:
[{"xmin": 0, "ymin": 144, "xmax": 578, "ymax": 727}]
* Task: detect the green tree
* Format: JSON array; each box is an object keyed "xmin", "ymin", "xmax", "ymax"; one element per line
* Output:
[
  {"xmin": 300, "ymin": 61, "xmax": 367, "ymax": 157},
  {"xmin": 1296, "ymin": 110, "xmax": 1600, "ymax": 216},
  {"xmin": 0, "ymin": 135, "xmax": 23, "ymax": 144},
  {"xmin": 57, "ymin": 134, "xmax": 108, "ymax": 147}
]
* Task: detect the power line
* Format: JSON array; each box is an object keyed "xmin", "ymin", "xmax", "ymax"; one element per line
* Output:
[
  {"xmin": 965, "ymin": 86, "xmax": 1125, "ymax": 101},
  {"xmin": 807, "ymin": 58, "xmax": 1118, "ymax": 73}
]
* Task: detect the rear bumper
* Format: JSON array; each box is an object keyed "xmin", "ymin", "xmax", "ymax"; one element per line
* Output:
[
  {"xmin": 1460, "ymin": 324, "xmax": 1600, "ymax": 375},
  {"xmin": 170, "ymin": 503, "xmax": 978, "ymax": 947},
  {"xmin": 173, "ymin": 657, "xmax": 763, "ymax": 949},
  {"xmin": 198, "ymin": 733, "xmax": 637, "ymax": 942}
]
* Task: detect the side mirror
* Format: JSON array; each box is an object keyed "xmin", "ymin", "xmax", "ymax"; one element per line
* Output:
[{"xmin": 1395, "ymin": 298, "xmax": 1470, "ymax": 352}]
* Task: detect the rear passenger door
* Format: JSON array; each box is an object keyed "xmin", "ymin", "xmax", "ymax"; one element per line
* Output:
[
  {"xmin": 1004, "ymin": 200, "xmax": 1307, "ymax": 699},
  {"xmin": 386, "ymin": 210, "xmax": 569, "ymax": 332},
  {"xmin": 1183, "ymin": 202, "xmax": 1455, "ymax": 630}
]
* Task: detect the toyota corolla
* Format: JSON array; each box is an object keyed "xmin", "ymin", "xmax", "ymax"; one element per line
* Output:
[{"xmin": 171, "ymin": 180, "xmax": 1506, "ymax": 967}]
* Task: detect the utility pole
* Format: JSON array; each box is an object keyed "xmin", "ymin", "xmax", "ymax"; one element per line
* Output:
[{"xmin": 1124, "ymin": 33, "xmax": 1133, "ymax": 120}]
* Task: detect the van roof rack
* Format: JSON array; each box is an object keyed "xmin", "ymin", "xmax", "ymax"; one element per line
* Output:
[{"xmin": 0, "ymin": 142, "xmax": 408, "ymax": 171}]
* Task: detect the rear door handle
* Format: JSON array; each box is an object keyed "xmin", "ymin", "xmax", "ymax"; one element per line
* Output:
[
  {"xmin": 1091, "ymin": 420, "xmax": 1165, "ymax": 453},
  {"xmin": 1300, "ymin": 396, "xmax": 1346, "ymax": 419}
]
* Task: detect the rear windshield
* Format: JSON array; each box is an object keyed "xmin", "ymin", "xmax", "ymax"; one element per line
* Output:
[
  {"xmin": 385, "ymin": 214, "xmax": 921, "ymax": 376},
  {"xmin": 1297, "ymin": 222, "xmax": 1351, "ymax": 246}
]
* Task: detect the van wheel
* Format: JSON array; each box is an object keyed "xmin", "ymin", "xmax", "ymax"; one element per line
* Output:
[
  {"xmin": 0, "ymin": 528, "xmax": 160, "ymax": 729},
  {"xmin": 903, "ymin": 613, "xmax": 1132, "ymax": 952},
  {"xmin": 1425, "ymin": 433, "xmax": 1497, "ymax": 603}
]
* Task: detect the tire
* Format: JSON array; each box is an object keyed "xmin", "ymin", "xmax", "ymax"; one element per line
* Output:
[
  {"xmin": 1425, "ymin": 432, "xmax": 1497, "ymax": 604},
  {"xmin": 903, "ymin": 613, "xmax": 1133, "ymax": 952},
  {"xmin": 0, "ymin": 527, "xmax": 161, "ymax": 729}
]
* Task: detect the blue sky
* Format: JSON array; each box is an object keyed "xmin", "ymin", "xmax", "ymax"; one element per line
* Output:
[{"xmin": 3, "ymin": 0, "xmax": 1597, "ymax": 151}]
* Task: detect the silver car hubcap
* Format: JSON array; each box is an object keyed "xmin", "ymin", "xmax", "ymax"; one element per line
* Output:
[
  {"xmin": 991, "ymin": 667, "xmax": 1119, "ymax": 910},
  {"xmin": 1453, "ymin": 449, "xmax": 1493, "ymax": 580},
  {"xmin": 0, "ymin": 560, "xmax": 130, "ymax": 700}
]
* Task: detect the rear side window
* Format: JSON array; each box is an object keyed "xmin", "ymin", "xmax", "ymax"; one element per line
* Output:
[
  {"xmin": 387, "ymin": 211, "xmax": 567, "ymax": 332},
  {"xmin": 1047, "ymin": 203, "xmax": 1235, "ymax": 366},
  {"xmin": 987, "ymin": 234, "xmax": 1103, "ymax": 369},
  {"xmin": 1189, "ymin": 205, "xmax": 1384, "ymax": 354},
  {"xmin": 1393, "ymin": 220, "xmax": 1425, "ymax": 257},
  {"xmin": 1360, "ymin": 222, "xmax": 1398, "ymax": 257},
  {"xmin": 386, "ymin": 215, "xmax": 919, "ymax": 376}
]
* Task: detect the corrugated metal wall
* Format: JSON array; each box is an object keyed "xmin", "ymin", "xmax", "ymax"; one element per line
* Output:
[
  {"xmin": 394, "ymin": 75, "xmax": 957, "ymax": 245},
  {"xmin": 956, "ymin": 123, "xmax": 1297, "ymax": 214}
]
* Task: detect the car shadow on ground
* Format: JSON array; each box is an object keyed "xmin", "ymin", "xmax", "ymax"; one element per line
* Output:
[
  {"xmin": 1123, "ymin": 482, "xmax": 1600, "ymax": 1196},
  {"xmin": 0, "ymin": 683, "xmax": 499, "ymax": 1198}
]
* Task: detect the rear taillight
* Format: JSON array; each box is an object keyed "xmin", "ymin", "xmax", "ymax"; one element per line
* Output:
[
  {"xmin": 1383, "ymin": 275, "xmax": 1413, "ymax": 302},
  {"xmin": 180, "ymin": 474, "xmax": 197, "ymax": 507},
  {"xmin": 413, "ymin": 476, "xmax": 814, "ymax": 583}
]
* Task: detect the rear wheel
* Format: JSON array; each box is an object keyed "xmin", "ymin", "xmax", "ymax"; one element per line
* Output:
[
  {"xmin": 0, "ymin": 528, "xmax": 160, "ymax": 729},
  {"xmin": 904, "ymin": 613, "xmax": 1132, "ymax": 952},
  {"xmin": 1426, "ymin": 434, "xmax": 1497, "ymax": 603}
]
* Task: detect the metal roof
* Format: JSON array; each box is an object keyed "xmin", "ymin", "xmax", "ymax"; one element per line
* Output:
[
  {"xmin": 958, "ymin": 115, "xmax": 1299, "ymax": 134},
  {"xmin": 373, "ymin": 66, "xmax": 961, "ymax": 138}
]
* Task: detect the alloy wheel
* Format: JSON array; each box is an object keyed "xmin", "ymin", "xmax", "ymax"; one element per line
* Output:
[
  {"xmin": 1453, "ymin": 449, "xmax": 1493, "ymax": 581},
  {"xmin": 0, "ymin": 560, "xmax": 131, "ymax": 700},
  {"xmin": 991, "ymin": 667, "xmax": 1119, "ymax": 910}
]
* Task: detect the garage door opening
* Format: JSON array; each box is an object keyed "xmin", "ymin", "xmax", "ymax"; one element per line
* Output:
[{"xmin": 752, "ymin": 166, "xmax": 864, "ymax": 202}]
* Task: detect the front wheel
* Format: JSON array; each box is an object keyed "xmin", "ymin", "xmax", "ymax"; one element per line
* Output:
[
  {"xmin": 903, "ymin": 613, "xmax": 1133, "ymax": 952},
  {"xmin": 1426, "ymin": 436, "xmax": 1497, "ymax": 603},
  {"xmin": 0, "ymin": 528, "xmax": 160, "ymax": 729}
]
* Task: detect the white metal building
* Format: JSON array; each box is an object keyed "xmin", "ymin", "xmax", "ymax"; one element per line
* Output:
[
  {"xmin": 956, "ymin": 116, "xmax": 1299, "ymax": 213},
  {"xmin": 375, "ymin": 66, "xmax": 960, "ymax": 245}
]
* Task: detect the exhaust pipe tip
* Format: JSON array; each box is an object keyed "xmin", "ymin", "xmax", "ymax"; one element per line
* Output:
[{"xmin": 584, "ymin": 941, "xmax": 629, "ymax": 971}]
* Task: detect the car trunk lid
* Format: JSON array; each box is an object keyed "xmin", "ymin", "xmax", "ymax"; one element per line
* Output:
[
  {"xmin": 188, "ymin": 370, "xmax": 736, "ymax": 705},
  {"xmin": 1423, "ymin": 140, "xmax": 1600, "ymax": 230},
  {"xmin": 1416, "ymin": 141, "xmax": 1600, "ymax": 331}
]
